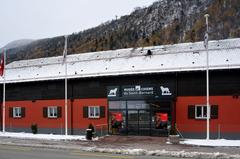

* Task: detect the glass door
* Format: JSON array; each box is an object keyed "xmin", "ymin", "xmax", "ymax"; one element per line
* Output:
[
  {"xmin": 139, "ymin": 110, "xmax": 150, "ymax": 136},
  {"xmin": 109, "ymin": 100, "xmax": 173, "ymax": 136},
  {"xmin": 127, "ymin": 110, "xmax": 138, "ymax": 135},
  {"xmin": 127, "ymin": 101, "xmax": 150, "ymax": 135}
]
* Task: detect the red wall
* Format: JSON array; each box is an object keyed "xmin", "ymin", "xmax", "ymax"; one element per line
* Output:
[
  {"xmin": 176, "ymin": 96, "xmax": 240, "ymax": 133},
  {"xmin": 5, "ymin": 96, "xmax": 240, "ymax": 135},
  {"xmin": 72, "ymin": 98, "xmax": 108, "ymax": 129},
  {"xmin": 6, "ymin": 100, "xmax": 65, "ymax": 129},
  {"xmin": 5, "ymin": 98, "xmax": 108, "ymax": 130}
]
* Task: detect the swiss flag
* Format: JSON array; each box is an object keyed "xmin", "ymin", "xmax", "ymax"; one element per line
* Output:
[{"xmin": 0, "ymin": 50, "xmax": 4, "ymax": 76}]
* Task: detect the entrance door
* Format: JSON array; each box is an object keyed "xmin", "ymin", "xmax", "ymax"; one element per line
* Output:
[
  {"xmin": 127, "ymin": 101, "xmax": 150, "ymax": 135},
  {"xmin": 127, "ymin": 110, "xmax": 151, "ymax": 135},
  {"xmin": 109, "ymin": 100, "xmax": 173, "ymax": 136},
  {"xmin": 127, "ymin": 110, "xmax": 138, "ymax": 135},
  {"xmin": 139, "ymin": 110, "xmax": 150, "ymax": 135}
]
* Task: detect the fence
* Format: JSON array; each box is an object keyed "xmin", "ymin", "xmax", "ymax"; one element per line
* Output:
[
  {"xmin": 176, "ymin": 123, "xmax": 240, "ymax": 139},
  {"xmin": 95, "ymin": 124, "xmax": 108, "ymax": 137}
]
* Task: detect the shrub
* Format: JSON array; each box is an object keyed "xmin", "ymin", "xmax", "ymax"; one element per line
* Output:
[{"xmin": 31, "ymin": 124, "xmax": 38, "ymax": 134}]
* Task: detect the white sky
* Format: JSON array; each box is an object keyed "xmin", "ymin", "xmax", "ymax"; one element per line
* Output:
[{"xmin": 0, "ymin": 0, "xmax": 157, "ymax": 47}]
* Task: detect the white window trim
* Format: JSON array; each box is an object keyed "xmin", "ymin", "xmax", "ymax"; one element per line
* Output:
[
  {"xmin": 13, "ymin": 107, "xmax": 22, "ymax": 118},
  {"xmin": 88, "ymin": 106, "xmax": 100, "ymax": 118},
  {"xmin": 48, "ymin": 106, "xmax": 58, "ymax": 118},
  {"xmin": 195, "ymin": 105, "xmax": 210, "ymax": 119}
]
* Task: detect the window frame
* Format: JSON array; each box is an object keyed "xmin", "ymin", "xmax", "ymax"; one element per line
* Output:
[
  {"xmin": 195, "ymin": 105, "xmax": 209, "ymax": 119},
  {"xmin": 88, "ymin": 106, "xmax": 100, "ymax": 119},
  {"xmin": 47, "ymin": 106, "xmax": 58, "ymax": 118},
  {"xmin": 13, "ymin": 107, "xmax": 22, "ymax": 118}
]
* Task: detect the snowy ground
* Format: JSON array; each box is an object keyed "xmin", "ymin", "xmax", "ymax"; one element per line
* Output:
[
  {"xmin": 1, "ymin": 132, "xmax": 240, "ymax": 147},
  {"xmin": 181, "ymin": 139, "xmax": 240, "ymax": 147},
  {"xmin": 0, "ymin": 132, "xmax": 87, "ymax": 141}
]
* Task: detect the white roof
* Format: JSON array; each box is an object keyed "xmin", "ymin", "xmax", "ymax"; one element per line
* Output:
[{"xmin": 1, "ymin": 38, "xmax": 240, "ymax": 84}]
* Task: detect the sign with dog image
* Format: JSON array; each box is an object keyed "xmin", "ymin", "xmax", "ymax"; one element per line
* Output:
[
  {"xmin": 107, "ymin": 84, "xmax": 174, "ymax": 99},
  {"xmin": 160, "ymin": 86, "xmax": 172, "ymax": 96},
  {"xmin": 107, "ymin": 86, "xmax": 120, "ymax": 98}
]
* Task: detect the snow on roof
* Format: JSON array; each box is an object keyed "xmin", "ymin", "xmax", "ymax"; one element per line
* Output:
[{"xmin": 1, "ymin": 38, "xmax": 240, "ymax": 84}]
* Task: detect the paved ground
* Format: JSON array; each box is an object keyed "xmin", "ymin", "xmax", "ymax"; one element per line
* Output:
[
  {"xmin": 0, "ymin": 145, "xmax": 186, "ymax": 159},
  {"xmin": 0, "ymin": 135, "xmax": 240, "ymax": 158},
  {"xmin": 94, "ymin": 136, "xmax": 240, "ymax": 154}
]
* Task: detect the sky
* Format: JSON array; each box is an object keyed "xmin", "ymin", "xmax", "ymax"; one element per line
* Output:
[{"xmin": 0, "ymin": 0, "xmax": 157, "ymax": 47}]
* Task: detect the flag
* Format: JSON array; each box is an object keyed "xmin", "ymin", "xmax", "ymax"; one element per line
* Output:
[
  {"xmin": 204, "ymin": 32, "xmax": 208, "ymax": 48},
  {"xmin": 0, "ymin": 49, "xmax": 4, "ymax": 76}
]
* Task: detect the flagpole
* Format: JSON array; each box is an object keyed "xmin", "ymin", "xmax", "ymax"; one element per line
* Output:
[
  {"xmin": 2, "ymin": 48, "xmax": 6, "ymax": 133},
  {"xmin": 64, "ymin": 35, "xmax": 68, "ymax": 136},
  {"xmin": 205, "ymin": 14, "xmax": 210, "ymax": 140}
]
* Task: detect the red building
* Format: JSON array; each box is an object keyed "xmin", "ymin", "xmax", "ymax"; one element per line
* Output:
[{"xmin": 1, "ymin": 38, "xmax": 240, "ymax": 139}]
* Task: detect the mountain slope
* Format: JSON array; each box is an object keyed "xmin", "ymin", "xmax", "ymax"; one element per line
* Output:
[
  {"xmin": 6, "ymin": 0, "xmax": 240, "ymax": 63},
  {"xmin": 3, "ymin": 39, "xmax": 34, "ymax": 50}
]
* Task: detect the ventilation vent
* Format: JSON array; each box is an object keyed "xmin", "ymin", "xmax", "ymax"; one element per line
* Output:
[
  {"xmin": 146, "ymin": 50, "xmax": 152, "ymax": 56},
  {"xmin": 193, "ymin": 51, "xmax": 199, "ymax": 55}
]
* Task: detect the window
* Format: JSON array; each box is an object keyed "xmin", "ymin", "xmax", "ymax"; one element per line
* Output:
[
  {"xmin": 109, "ymin": 101, "xmax": 126, "ymax": 110},
  {"xmin": 188, "ymin": 105, "xmax": 218, "ymax": 119},
  {"xmin": 9, "ymin": 107, "xmax": 25, "ymax": 118},
  {"xmin": 88, "ymin": 106, "xmax": 100, "ymax": 118},
  {"xmin": 83, "ymin": 106, "xmax": 105, "ymax": 119},
  {"xmin": 13, "ymin": 107, "xmax": 22, "ymax": 118},
  {"xmin": 43, "ymin": 107, "xmax": 62, "ymax": 118},
  {"xmin": 195, "ymin": 105, "xmax": 208, "ymax": 119},
  {"xmin": 48, "ymin": 107, "xmax": 58, "ymax": 118}
]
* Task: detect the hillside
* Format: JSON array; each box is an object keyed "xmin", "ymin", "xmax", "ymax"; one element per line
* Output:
[
  {"xmin": 6, "ymin": 0, "xmax": 240, "ymax": 63},
  {"xmin": 2, "ymin": 39, "xmax": 34, "ymax": 51}
]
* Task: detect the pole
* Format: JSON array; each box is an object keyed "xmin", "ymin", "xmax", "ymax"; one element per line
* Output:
[
  {"xmin": 2, "ymin": 48, "xmax": 6, "ymax": 133},
  {"xmin": 64, "ymin": 35, "xmax": 68, "ymax": 136},
  {"xmin": 205, "ymin": 14, "xmax": 210, "ymax": 140},
  {"xmin": 64, "ymin": 36, "xmax": 68, "ymax": 136}
]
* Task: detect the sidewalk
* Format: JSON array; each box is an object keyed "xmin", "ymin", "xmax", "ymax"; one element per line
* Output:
[{"xmin": 0, "ymin": 135, "xmax": 240, "ymax": 158}]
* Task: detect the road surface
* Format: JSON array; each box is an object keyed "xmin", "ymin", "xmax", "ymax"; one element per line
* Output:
[{"xmin": 0, "ymin": 144, "xmax": 189, "ymax": 159}]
